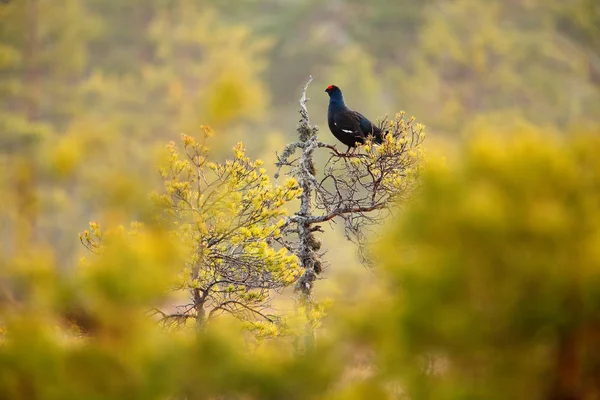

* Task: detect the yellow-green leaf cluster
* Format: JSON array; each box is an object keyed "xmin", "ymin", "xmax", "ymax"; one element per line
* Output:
[
  {"xmin": 155, "ymin": 128, "xmax": 302, "ymax": 328},
  {"xmin": 374, "ymin": 129, "xmax": 600, "ymax": 399}
]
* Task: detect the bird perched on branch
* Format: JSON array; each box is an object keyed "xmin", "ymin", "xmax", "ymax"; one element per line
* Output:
[{"xmin": 325, "ymin": 85, "xmax": 384, "ymax": 152}]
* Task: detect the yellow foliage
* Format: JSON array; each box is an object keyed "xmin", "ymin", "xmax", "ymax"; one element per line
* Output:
[
  {"xmin": 152, "ymin": 128, "xmax": 302, "ymax": 328},
  {"xmin": 3, "ymin": 124, "xmax": 600, "ymax": 399},
  {"xmin": 1, "ymin": 0, "xmax": 599, "ymax": 397},
  {"xmin": 376, "ymin": 128, "xmax": 600, "ymax": 399}
]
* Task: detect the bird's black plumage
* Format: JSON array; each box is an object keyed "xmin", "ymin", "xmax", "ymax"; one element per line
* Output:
[{"xmin": 325, "ymin": 85, "xmax": 384, "ymax": 152}]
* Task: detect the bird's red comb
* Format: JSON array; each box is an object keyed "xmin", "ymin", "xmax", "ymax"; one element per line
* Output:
[{"xmin": 326, "ymin": 85, "xmax": 333, "ymax": 90}]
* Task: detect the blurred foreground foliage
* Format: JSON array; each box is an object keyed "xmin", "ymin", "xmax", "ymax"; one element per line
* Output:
[
  {"xmin": 2, "ymin": 127, "xmax": 600, "ymax": 399},
  {"xmin": 372, "ymin": 129, "xmax": 600, "ymax": 399}
]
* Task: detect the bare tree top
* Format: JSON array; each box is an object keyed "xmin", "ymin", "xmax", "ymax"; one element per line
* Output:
[{"xmin": 275, "ymin": 77, "xmax": 425, "ymax": 294}]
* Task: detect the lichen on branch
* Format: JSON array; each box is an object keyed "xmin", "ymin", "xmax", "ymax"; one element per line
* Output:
[{"xmin": 275, "ymin": 76, "xmax": 425, "ymax": 294}]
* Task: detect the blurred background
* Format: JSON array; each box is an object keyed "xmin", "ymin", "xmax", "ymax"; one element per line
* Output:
[
  {"xmin": 1, "ymin": 0, "xmax": 599, "ymax": 284},
  {"xmin": 1, "ymin": 2, "xmax": 600, "ymax": 398}
]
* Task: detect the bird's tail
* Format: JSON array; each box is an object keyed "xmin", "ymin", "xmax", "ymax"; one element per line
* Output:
[{"xmin": 373, "ymin": 128, "xmax": 388, "ymax": 145}]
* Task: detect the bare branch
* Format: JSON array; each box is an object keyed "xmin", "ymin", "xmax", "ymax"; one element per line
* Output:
[
  {"xmin": 306, "ymin": 204, "xmax": 387, "ymax": 224},
  {"xmin": 208, "ymin": 300, "xmax": 276, "ymax": 323},
  {"xmin": 276, "ymin": 78, "xmax": 425, "ymax": 299}
]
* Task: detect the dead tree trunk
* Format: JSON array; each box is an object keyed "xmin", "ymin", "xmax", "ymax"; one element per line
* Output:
[
  {"xmin": 275, "ymin": 76, "xmax": 321, "ymax": 346},
  {"xmin": 275, "ymin": 76, "xmax": 425, "ymax": 343},
  {"xmin": 276, "ymin": 75, "xmax": 424, "ymax": 291}
]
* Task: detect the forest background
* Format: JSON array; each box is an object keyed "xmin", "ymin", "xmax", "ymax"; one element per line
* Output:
[{"xmin": 1, "ymin": 0, "xmax": 600, "ymax": 399}]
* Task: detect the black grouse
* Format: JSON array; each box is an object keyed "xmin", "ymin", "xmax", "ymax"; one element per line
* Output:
[{"xmin": 325, "ymin": 85, "xmax": 384, "ymax": 152}]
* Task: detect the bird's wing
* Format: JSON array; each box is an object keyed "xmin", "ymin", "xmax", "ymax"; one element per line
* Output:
[
  {"xmin": 333, "ymin": 111, "xmax": 366, "ymax": 141},
  {"xmin": 350, "ymin": 110, "xmax": 384, "ymax": 143},
  {"xmin": 349, "ymin": 111, "xmax": 377, "ymax": 136}
]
